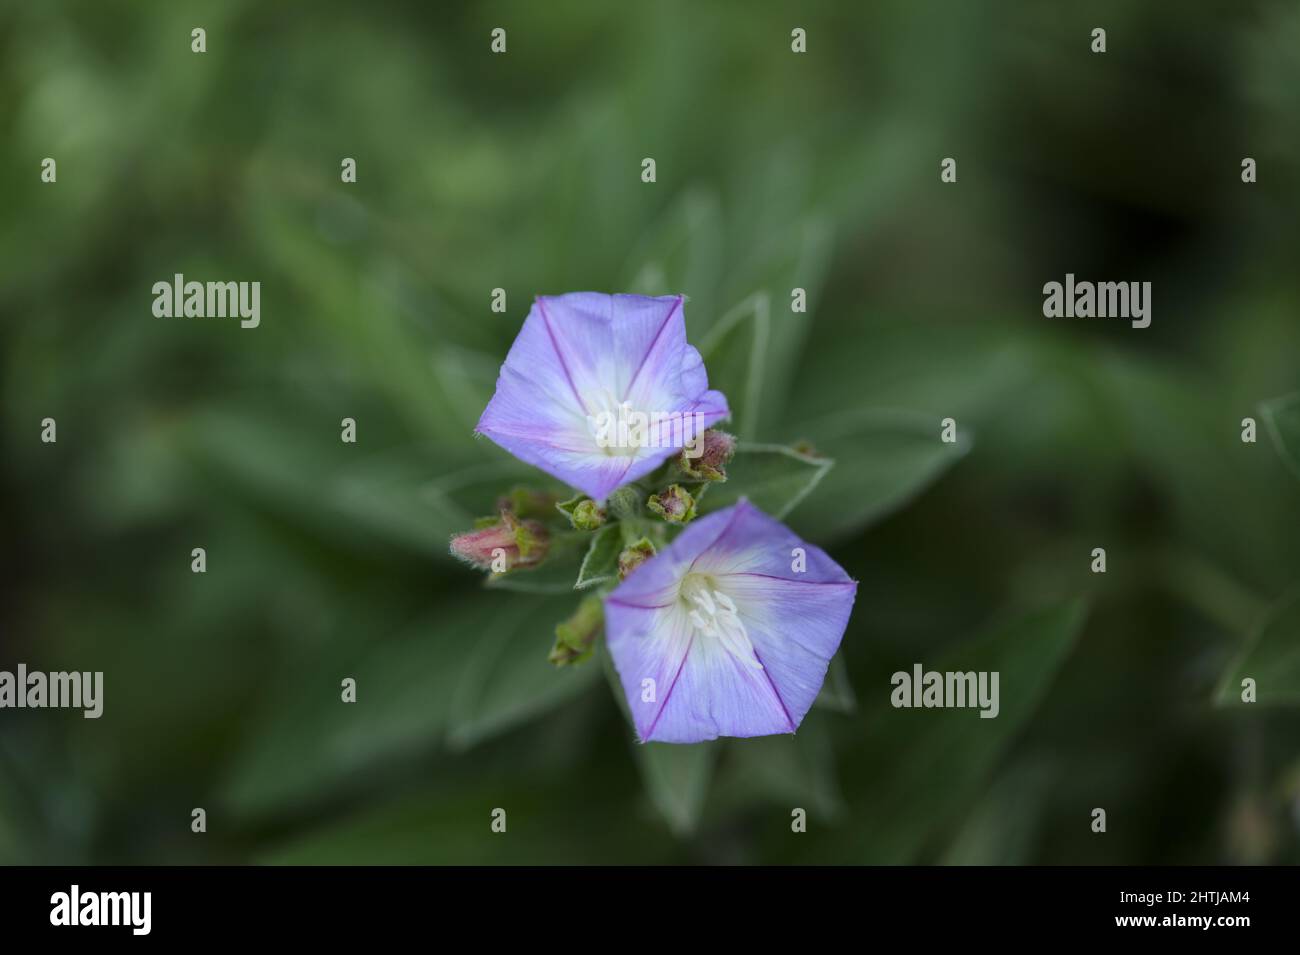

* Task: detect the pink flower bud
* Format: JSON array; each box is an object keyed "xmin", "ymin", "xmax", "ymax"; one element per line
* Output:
[
  {"xmin": 450, "ymin": 511, "xmax": 548, "ymax": 573},
  {"xmin": 680, "ymin": 429, "xmax": 736, "ymax": 481}
]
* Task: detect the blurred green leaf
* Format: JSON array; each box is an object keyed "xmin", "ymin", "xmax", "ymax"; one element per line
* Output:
[
  {"xmin": 447, "ymin": 609, "xmax": 602, "ymax": 750},
  {"xmin": 601, "ymin": 651, "xmax": 718, "ymax": 835},
  {"xmin": 813, "ymin": 653, "xmax": 857, "ymax": 713},
  {"xmin": 698, "ymin": 293, "xmax": 770, "ymax": 440},
  {"xmin": 939, "ymin": 762, "xmax": 1054, "ymax": 865},
  {"xmin": 1101, "ymin": 354, "xmax": 1300, "ymax": 594},
  {"xmin": 787, "ymin": 408, "xmax": 972, "ymax": 542},
  {"xmin": 181, "ymin": 407, "xmax": 538, "ymax": 559},
  {"xmin": 331, "ymin": 455, "xmax": 522, "ymax": 557},
  {"xmin": 222, "ymin": 593, "xmax": 598, "ymax": 820},
  {"xmin": 1262, "ymin": 392, "xmax": 1300, "ymax": 481},
  {"xmin": 832, "ymin": 599, "xmax": 1087, "ymax": 864},
  {"xmin": 634, "ymin": 742, "xmax": 720, "ymax": 837},
  {"xmin": 431, "ymin": 344, "xmax": 506, "ymax": 435},
  {"xmin": 623, "ymin": 187, "xmax": 724, "ymax": 327},
  {"xmin": 699, "ymin": 442, "xmax": 833, "ymax": 520},
  {"xmin": 1215, "ymin": 588, "xmax": 1300, "ymax": 706},
  {"xmin": 710, "ymin": 713, "xmax": 845, "ymax": 823},
  {"xmin": 256, "ymin": 753, "xmax": 677, "ymax": 866},
  {"xmin": 721, "ymin": 157, "xmax": 834, "ymax": 429},
  {"xmin": 575, "ymin": 524, "xmax": 623, "ymax": 590}
]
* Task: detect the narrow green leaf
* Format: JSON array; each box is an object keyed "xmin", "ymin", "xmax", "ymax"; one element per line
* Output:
[
  {"xmin": 710, "ymin": 712, "xmax": 844, "ymax": 822},
  {"xmin": 601, "ymin": 651, "xmax": 719, "ymax": 836},
  {"xmin": 635, "ymin": 740, "xmax": 720, "ymax": 837},
  {"xmin": 786, "ymin": 408, "xmax": 972, "ymax": 542},
  {"xmin": 835, "ymin": 599, "xmax": 1087, "ymax": 864},
  {"xmin": 575, "ymin": 524, "xmax": 623, "ymax": 590},
  {"xmin": 939, "ymin": 762, "xmax": 1054, "ymax": 865},
  {"xmin": 698, "ymin": 442, "xmax": 832, "ymax": 520},
  {"xmin": 333, "ymin": 456, "xmax": 527, "ymax": 556},
  {"xmin": 1215, "ymin": 587, "xmax": 1300, "ymax": 706},
  {"xmin": 447, "ymin": 611, "xmax": 602, "ymax": 750},
  {"xmin": 698, "ymin": 293, "xmax": 770, "ymax": 440},
  {"xmin": 1262, "ymin": 392, "xmax": 1300, "ymax": 481},
  {"xmin": 221, "ymin": 593, "xmax": 594, "ymax": 820},
  {"xmin": 622, "ymin": 187, "xmax": 724, "ymax": 326},
  {"xmin": 813, "ymin": 652, "xmax": 856, "ymax": 713}
]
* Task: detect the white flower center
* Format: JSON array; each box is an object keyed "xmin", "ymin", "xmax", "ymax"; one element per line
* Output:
[
  {"xmin": 681, "ymin": 575, "xmax": 763, "ymax": 670},
  {"xmin": 584, "ymin": 390, "xmax": 647, "ymax": 458}
]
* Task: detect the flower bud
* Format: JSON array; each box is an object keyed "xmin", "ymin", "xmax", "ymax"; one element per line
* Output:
[
  {"xmin": 557, "ymin": 494, "xmax": 607, "ymax": 530},
  {"xmin": 572, "ymin": 499, "xmax": 607, "ymax": 530},
  {"xmin": 549, "ymin": 596, "xmax": 604, "ymax": 666},
  {"xmin": 618, "ymin": 537, "xmax": 657, "ymax": 579},
  {"xmin": 679, "ymin": 429, "xmax": 736, "ymax": 482},
  {"xmin": 450, "ymin": 509, "xmax": 549, "ymax": 573},
  {"xmin": 647, "ymin": 484, "xmax": 697, "ymax": 523},
  {"xmin": 790, "ymin": 438, "xmax": 823, "ymax": 459}
]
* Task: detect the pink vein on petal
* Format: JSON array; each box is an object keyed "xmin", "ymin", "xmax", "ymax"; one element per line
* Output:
[
  {"xmin": 537, "ymin": 297, "xmax": 592, "ymax": 417},
  {"xmin": 620, "ymin": 295, "xmax": 682, "ymax": 404},
  {"xmin": 750, "ymin": 645, "xmax": 797, "ymax": 733},
  {"xmin": 642, "ymin": 632, "xmax": 694, "ymax": 741},
  {"xmin": 687, "ymin": 502, "xmax": 749, "ymax": 575},
  {"xmin": 721, "ymin": 571, "xmax": 858, "ymax": 587}
]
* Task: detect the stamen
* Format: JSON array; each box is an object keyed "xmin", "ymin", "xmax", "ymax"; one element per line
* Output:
[{"xmin": 681, "ymin": 576, "xmax": 762, "ymax": 670}]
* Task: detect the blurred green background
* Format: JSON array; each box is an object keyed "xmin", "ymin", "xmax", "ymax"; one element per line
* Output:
[{"xmin": 2, "ymin": 0, "xmax": 1299, "ymax": 864}]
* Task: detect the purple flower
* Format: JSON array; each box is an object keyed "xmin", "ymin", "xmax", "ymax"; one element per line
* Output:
[
  {"xmin": 605, "ymin": 500, "xmax": 857, "ymax": 743},
  {"xmin": 475, "ymin": 293, "xmax": 730, "ymax": 501}
]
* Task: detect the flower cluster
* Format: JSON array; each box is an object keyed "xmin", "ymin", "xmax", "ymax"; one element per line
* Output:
[{"xmin": 451, "ymin": 292, "xmax": 857, "ymax": 743}]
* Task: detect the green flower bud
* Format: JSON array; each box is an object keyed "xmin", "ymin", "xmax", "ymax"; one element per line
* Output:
[
  {"xmin": 647, "ymin": 484, "xmax": 697, "ymax": 523},
  {"xmin": 557, "ymin": 493, "xmax": 607, "ymax": 530},
  {"xmin": 549, "ymin": 595, "xmax": 604, "ymax": 666},
  {"xmin": 618, "ymin": 537, "xmax": 657, "ymax": 579}
]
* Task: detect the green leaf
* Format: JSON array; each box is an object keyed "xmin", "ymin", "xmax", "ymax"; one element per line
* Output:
[
  {"xmin": 257, "ymin": 762, "xmax": 677, "ymax": 866},
  {"xmin": 786, "ymin": 409, "xmax": 972, "ymax": 542},
  {"xmin": 183, "ymin": 407, "xmax": 536, "ymax": 558},
  {"xmin": 830, "ymin": 599, "xmax": 1087, "ymax": 864},
  {"xmin": 446, "ymin": 610, "xmax": 602, "ymax": 750},
  {"xmin": 698, "ymin": 442, "xmax": 833, "ymax": 520},
  {"xmin": 813, "ymin": 652, "xmax": 856, "ymax": 713},
  {"xmin": 939, "ymin": 762, "xmax": 1054, "ymax": 865},
  {"xmin": 601, "ymin": 651, "xmax": 719, "ymax": 835},
  {"xmin": 575, "ymin": 524, "xmax": 623, "ymax": 589},
  {"xmin": 710, "ymin": 712, "xmax": 845, "ymax": 822},
  {"xmin": 430, "ymin": 344, "xmax": 506, "ymax": 435},
  {"xmin": 221, "ymin": 593, "xmax": 598, "ymax": 820},
  {"xmin": 1215, "ymin": 587, "xmax": 1300, "ymax": 706},
  {"xmin": 698, "ymin": 293, "xmax": 770, "ymax": 440},
  {"xmin": 1262, "ymin": 392, "xmax": 1300, "ymax": 481},
  {"xmin": 635, "ymin": 740, "xmax": 721, "ymax": 837},
  {"xmin": 622, "ymin": 187, "xmax": 724, "ymax": 328},
  {"xmin": 333, "ymin": 456, "xmax": 528, "ymax": 557},
  {"xmin": 721, "ymin": 154, "xmax": 834, "ymax": 425}
]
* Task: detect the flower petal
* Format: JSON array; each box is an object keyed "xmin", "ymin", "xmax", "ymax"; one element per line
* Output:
[
  {"xmin": 605, "ymin": 501, "xmax": 857, "ymax": 743},
  {"xmin": 475, "ymin": 293, "xmax": 729, "ymax": 500}
]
